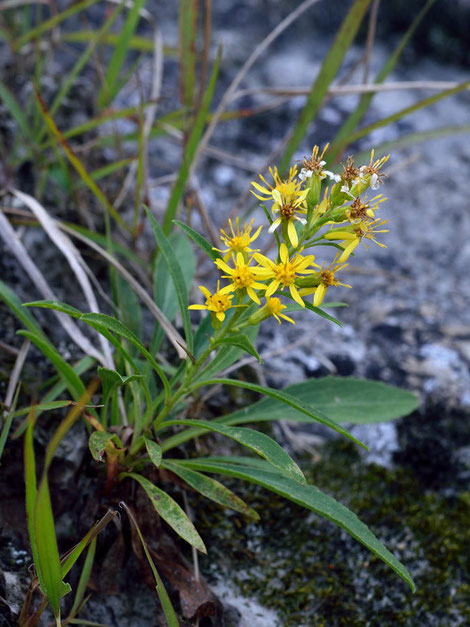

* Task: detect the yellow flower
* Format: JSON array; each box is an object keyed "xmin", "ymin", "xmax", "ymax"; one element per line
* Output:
[
  {"xmin": 215, "ymin": 253, "xmax": 267, "ymax": 305},
  {"xmin": 253, "ymin": 243, "xmax": 318, "ymax": 307},
  {"xmin": 299, "ymin": 261, "xmax": 351, "ymax": 307},
  {"xmin": 214, "ymin": 217, "xmax": 263, "ymax": 261},
  {"xmin": 247, "ymin": 296, "xmax": 295, "ymax": 326},
  {"xmin": 188, "ymin": 282, "xmax": 233, "ymax": 321},
  {"xmin": 266, "ymin": 297, "xmax": 295, "ymax": 325},
  {"xmin": 325, "ymin": 219, "xmax": 389, "ymax": 262},
  {"xmin": 251, "ymin": 166, "xmax": 308, "ymax": 248}
]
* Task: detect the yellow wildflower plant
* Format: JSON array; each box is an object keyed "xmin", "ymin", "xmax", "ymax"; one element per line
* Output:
[
  {"xmin": 216, "ymin": 252, "xmax": 267, "ymax": 305},
  {"xmin": 251, "ymin": 165, "xmax": 308, "ymax": 248},
  {"xmin": 188, "ymin": 282, "xmax": 233, "ymax": 322},
  {"xmin": 215, "ymin": 217, "xmax": 263, "ymax": 261},
  {"xmin": 253, "ymin": 243, "xmax": 318, "ymax": 307}
]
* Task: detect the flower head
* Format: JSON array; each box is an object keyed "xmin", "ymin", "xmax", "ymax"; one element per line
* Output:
[
  {"xmin": 253, "ymin": 243, "xmax": 319, "ymax": 307},
  {"xmin": 325, "ymin": 219, "xmax": 389, "ymax": 262},
  {"xmin": 299, "ymin": 144, "xmax": 341, "ymax": 183},
  {"xmin": 299, "ymin": 261, "xmax": 351, "ymax": 307},
  {"xmin": 266, "ymin": 296, "xmax": 295, "ymax": 324},
  {"xmin": 188, "ymin": 282, "xmax": 233, "ymax": 321},
  {"xmin": 359, "ymin": 150, "xmax": 389, "ymax": 190},
  {"xmin": 216, "ymin": 253, "xmax": 267, "ymax": 305},
  {"xmin": 251, "ymin": 166, "xmax": 308, "ymax": 248},
  {"xmin": 215, "ymin": 217, "xmax": 263, "ymax": 261},
  {"xmin": 345, "ymin": 194, "xmax": 386, "ymax": 223}
]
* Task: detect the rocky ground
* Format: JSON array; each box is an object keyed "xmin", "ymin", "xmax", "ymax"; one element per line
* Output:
[{"xmin": 1, "ymin": 1, "xmax": 470, "ymax": 625}]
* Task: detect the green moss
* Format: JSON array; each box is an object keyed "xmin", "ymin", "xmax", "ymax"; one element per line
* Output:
[{"xmin": 193, "ymin": 439, "xmax": 470, "ymax": 625}]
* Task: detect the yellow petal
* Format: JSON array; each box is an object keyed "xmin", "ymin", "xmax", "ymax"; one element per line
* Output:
[
  {"xmin": 289, "ymin": 284, "xmax": 305, "ymax": 307},
  {"xmin": 216, "ymin": 311, "xmax": 226, "ymax": 321},
  {"xmin": 246, "ymin": 287, "xmax": 261, "ymax": 305},
  {"xmin": 279, "ymin": 243, "xmax": 288, "ymax": 264},
  {"xmin": 188, "ymin": 304, "xmax": 207, "ymax": 311},
  {"xmin": 199, "ymin": 285, "xmax": 211, "ymax": 299},
  {"xmin": 287, "ymin": 220, "xmax": 298, "ymax": 248},
  {"xmin": 313, "ymin": 283, "xmax": 327, "ymax": 307},
  {"xmin": 215, "ymin": 259, "xmax": 234, "ymax": 274}
]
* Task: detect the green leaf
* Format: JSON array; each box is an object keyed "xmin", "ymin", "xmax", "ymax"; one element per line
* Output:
[
  {"xmin": 24, "ymin": 415, "xmax": 44, "ymax": 592},
  {"xmin": 174, "ymin": 220, "xmax": 221, "ymax": 262},
  {"xmin": 175, "ymin": 458, "xmax": 415, "ymax": 591},
  {"xmin": 212, "ymin": 334, "xmax": 261, "ymax": 362},
  {"xmin": 24, "ymin": 299, "xmax": 83, "ymax": 318},
  {"xmin": 162, "ymin": 460, "xmax": 259, "ymax": 521},
  {"xmin": 191, "ymin": 378, "xmax": 365, "ymax": 448},
  {"xmin": 144, "ymin": 207, "xmax": 194, "ymax": 353},
  {"xmin": 115, "ymin": 273, "xmax": 143, "ymax": 342},
  {"xmin": 13, "ymin": 400, "xmax": 73, "ymax": 419},
  {"xmin": 144, "ymin": 437, "xmax": 162, "ymax": 468},
  {"xmin": 34, "ymin": 477, "xmax": 71, "ymax": 618},
  {"xmin": 0, "ymin": 280, "xmax": 48, "ymax": 342},
  {"xmin": 17, "ymin": 330, "xmax": 86, "ymax": 401},
  {"xmin": 121, "ymin": 473, "xmax": 206, "ymax": 553},
  {"xmin": 219, "ymin": 377, "xmax": 419, "ymax": 426},
  {"xmin": 278, "ymin": 0, "xmax": 373, "ymax": 172},
  {"xmin": 89, "ymin": 431, "xmax": 122, "ymax": 462},
  {"xmin": 152, "ymin": 230, "xmax": 196, "ymax": 351},
  {"xmin": 162, "ymin": 419, "xmax": 305, "ymax": 484}
]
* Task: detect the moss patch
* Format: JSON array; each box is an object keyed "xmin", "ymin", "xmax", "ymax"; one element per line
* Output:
[{"xmin": 194, "ymin": 439, "xmax": 470, "ymax": 625}]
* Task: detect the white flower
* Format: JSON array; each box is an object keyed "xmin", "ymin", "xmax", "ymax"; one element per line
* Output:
[
  {"xmin": 370, "ymin": 173, "xmax": 379, "ymax": 189},
  {"xmin": 324, "ymin": 170, "xmax": 341, "ymax": 183}
]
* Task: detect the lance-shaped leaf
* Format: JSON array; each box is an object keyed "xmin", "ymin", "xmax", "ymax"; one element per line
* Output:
[
  {"xmin": 121, "ymin": 473, "xmax": 206, "ymax": 553},
  {"xmin": 219, "ymin": 377, "xmax": 419, "ymax": 426},
  {"xmin": 161, "ymin": 419, "xmax": 305, "ymax": 484},
  {"xmin": 162, "ymin": 459, "xmax": 259, "ymax": 521},
  {"xmin": 174, "ymin": 457, "xmax": 415, "ymax": 591},
  {"xmin": 145, "ymin": 207, "xmax": 194, "ymax": 354},
  {"xmin": 191, "ymin": 378, "xmax": 365, "ymax": 448}
]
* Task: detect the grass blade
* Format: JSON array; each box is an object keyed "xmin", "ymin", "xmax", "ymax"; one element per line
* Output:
[
  {"xmin": 120, "ymin": 502, "xmax": 179, "ymax": 626},
  {"xmin": 162, "ymin": 47, "xmax": 221, "ymax": 234},
  {"xmin": 174, "ymin": 219, "xmax": 221, "ymax": 261},
  {"xmin": 344, "ymin": 79, "xmax": 470, "ymax": 147},
  {"xmin": 179, "ymin": 0, "xmax": 198, "ymax": 111},
  {"xmin": 98, "ymin": 0, "xmax": 147, "ymax": 107},
  {"xmin": 278, "ymin": 0, "xmax": 373, "ymax": 173}
]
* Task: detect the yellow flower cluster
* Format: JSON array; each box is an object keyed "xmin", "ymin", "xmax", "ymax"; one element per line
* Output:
[{"xmin": 189, "ymin": 147, "xmax": 389, "ymax": 326}]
